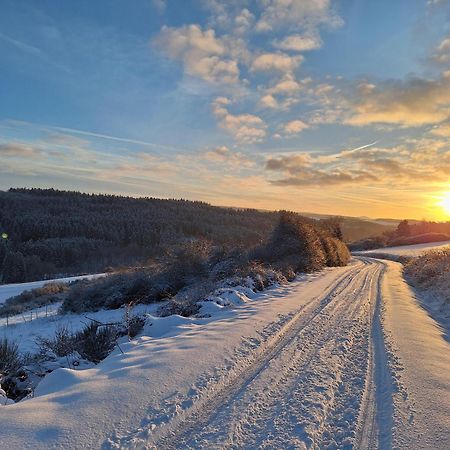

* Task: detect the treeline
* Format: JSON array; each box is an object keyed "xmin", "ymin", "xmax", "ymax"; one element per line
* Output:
[
  {"xmin": 0, "ymin": 188, "xmax": 346, "ymax": 284},
  {"xmin": 350, "ymin": 219, "xmax": 450, "ymax": 250}
]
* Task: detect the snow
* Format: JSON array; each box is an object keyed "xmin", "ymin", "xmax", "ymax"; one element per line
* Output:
[
  {"xmin": 0, "ymin": 258, "xmax": 449, "ymax": 448},
  {"xmin": 0, "ymin": 273, "xmax": 107, "ymax": 304},
  {"xmin": 381, "ymin": 260, "xmax": 450, "ymax": 449},
  {"xmin": 354, "ymin": 240, "xmax": 450, "ymax": 258},
  {"xmin": 0, "ymin": 302, "xmax": 160, "ymax": 355}
]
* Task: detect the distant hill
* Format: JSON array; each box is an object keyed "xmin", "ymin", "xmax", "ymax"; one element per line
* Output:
[{"xmin": 298, "ymin": 212, "xmax": 397, "ymax": 243}]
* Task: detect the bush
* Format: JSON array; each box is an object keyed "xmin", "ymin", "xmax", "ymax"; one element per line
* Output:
[
  {"xmin": 37, "ymin": 324, "xmax": 75, "ymax": 357},
  {"xmin": 127, "ymin": 315, "xmax": 146, "ymax": 339},
  {"xmin": 261, "ymin": 212, "xmax": 326, "ymax": 272},
  {"xmin": 37, "ymin": 322, "xmax": 119, "ymax": 363},
  {"xmin": 404, "ymin": 247, "xmax": 450, "ymax": 300},
  {"xmin": 0, "ymin": 338, "xmax": 21, "ymax": 377},
  {"xmin": 0, "ymin": 283, "xmax": 68, "ymax": 317},
  {"xmin": 75, "ymin": 323, "xmax": 118, "ymax": 363}
]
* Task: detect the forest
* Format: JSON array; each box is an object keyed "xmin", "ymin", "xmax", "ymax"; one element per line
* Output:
[{"xmin": 0, "ymin": 188, "xmax": 284, "ymax": 283}]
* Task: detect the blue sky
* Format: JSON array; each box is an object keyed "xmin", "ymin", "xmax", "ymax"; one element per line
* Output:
[{"xmin": 1, "ymin": 0, "xmax": 450, "ymax": 219}]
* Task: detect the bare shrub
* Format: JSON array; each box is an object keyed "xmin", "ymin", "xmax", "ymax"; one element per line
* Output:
[
  {"xmin": 36, "ymin": 324, "xmax": 76, "ymax": 357},
  {"xmin": 75, "ymin": 323, "xmax": 118, "ymax": 363},
  {"xmin": 127, "ymin": 316, "xmax": 146, "ymax": 339},
  {"xmin": 0, "ymin": 338, "xmax": 21, "ymax": 377}
]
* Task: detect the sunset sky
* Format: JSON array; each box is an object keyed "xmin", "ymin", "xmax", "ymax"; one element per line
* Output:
[{"xmin": 1, "ymin": 0, "xmax": 450, "ymax": 220}]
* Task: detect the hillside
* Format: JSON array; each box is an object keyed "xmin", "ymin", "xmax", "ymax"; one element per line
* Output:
[{"xmin": 0, "ymin": 188, "xmax": 394, "ymax": 283}]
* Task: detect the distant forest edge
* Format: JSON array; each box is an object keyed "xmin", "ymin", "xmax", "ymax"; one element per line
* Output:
[{"xmin": 0, "ymin": 188, "xmax": 391, "ymax": 284}]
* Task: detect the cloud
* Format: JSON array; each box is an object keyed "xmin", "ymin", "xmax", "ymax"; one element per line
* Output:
[
  {"xmin": 282, "ymin": 119, "xmax": 309, "ymax": 135},
  {"xmin": 152, "ymin": 25, "xmax": 239, "ymax": 84},
  {"xmin": 259, "ymin": 94, "xmax": 279, "ymax": 109},
  {"xmin": 432, "ymin": 37, "xmax": 450, "ymax": 64},
  {"xmin": 269, "ymin": 170, "xmax": 378, "ymax": 187},
  {"xmin": 265, "ymin": 154, "xmax": 312, "ymax": 172},
  {"xmin": 255, "ymin": 0, "xmax": 342, "ymax": 33},
  {"xmin": 234, "ymin": 8, "xmax": 255, "ymax": 34},
  {"xmin": 203, "ymin": 145, "xmax": 254, "ymax": 168},
  {"xmin": 151, "ymin": 0, "xmax": 166, "ymax": 12},
  {"xmin": 212, "ymin": 97, "xmax": 267, "ymax": 144},
  {"xmin": 273, "ymin": 34, "xmax": 322, "ymax": 52},
  {"xmin": 430, "ymin": 122, "xmax": 450, "ymax": 136},
  {"xmin": 346, "ymin": 75, "xmax": 450, "ymax": 126},
  {"xmin": 250, "ymin": 52, "xmax": 303, "ymax": 73},
  {"xmin": 268, "ymin": 74, "xmax": 304, "ymax": 94},
  {"xmin": 264, "ymin": 137, "xmax": 450, "ymax": 187},
  {"xmin": 0, "ymin": 142, "xmax": 41, "ymax": 157}
]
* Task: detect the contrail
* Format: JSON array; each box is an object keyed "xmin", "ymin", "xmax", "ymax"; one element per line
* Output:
[
  {"xmin": 331, "ymin": 140, "xmax": 378, "ymax": 159},
  {"xmin": 346, "ymin": 140, "xmax": 378, "ymax": 153},
  {"xmin": 50, "ymin": 125, "xmax": 185, "ymax": 153}
]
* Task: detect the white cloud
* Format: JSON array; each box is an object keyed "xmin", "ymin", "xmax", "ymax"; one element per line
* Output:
[
  {"xmin": 152, "ymin": 25, "xmax": 239, "ymax": 84},
  {"xmin": 432, "ymin": 37, "xmax": 450, "ymax": 64},
  {"xmin": 282, "ymin": 119, "xmax": 309, "ymax": 135},
  {"xmin": 234, "ymin": 8, "xmax": 255, "ymax": 34},
  {"xmin": 255, "ymin": 0, "xmax": 342, "ymax": 33},
  {"xmin": 259, "ymin": 94, "xmax": 279, "ymax": 109},
  {"xmin": 212, "ymin": 97, "xmax": 267, "ymax": 144},
  {"xmin": 273, "ymin": 34, "xmax": 322, "ymax": 52},
  {"xmin": 251, "ymin": 52, "xmax": 303, "ymax": 73},
  {"xmin": 203, "ymin": 145, "xmax": 254, "ymax": 167}
]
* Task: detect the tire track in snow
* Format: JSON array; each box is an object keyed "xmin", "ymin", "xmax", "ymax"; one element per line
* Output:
[{"xmin": 146, "ymin": 259, "xmax": 392, "ymax": 450}]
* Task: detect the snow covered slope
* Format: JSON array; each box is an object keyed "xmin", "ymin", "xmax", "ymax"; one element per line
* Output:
[
  {"xmin": 0, "ymin": 273, "xmax": 107, "ymax": 304},
  {"xmin": 354, "ymin": 240, "xmax": 450, "ymax": 258},
  {"xmin": 1, "ymin": 258, "xmax": 449, "ymax": 449}
]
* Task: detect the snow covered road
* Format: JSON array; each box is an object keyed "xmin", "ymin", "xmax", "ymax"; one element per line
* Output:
[
  {"xmin": 154, "ymin": 258, "xmax": 388, "ymax": 449},
  {"xmin": 1, "ymin": 258, "xmax": 449, "ymax": 449},
  {"xmin": 151, "ymin": 258, "xmax": 450, "ymax": 450}
]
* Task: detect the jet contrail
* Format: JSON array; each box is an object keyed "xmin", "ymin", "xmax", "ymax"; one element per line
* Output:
[
  {"xmin": 346, "ymin": 140, "xmax": 378, "ymax": 153},
  {"xmin": 331, "ymin": 140, "xmax": 378, "ymax": 159}
]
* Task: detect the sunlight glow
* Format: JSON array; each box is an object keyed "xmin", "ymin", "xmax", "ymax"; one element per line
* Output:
[{"xmin": 439, "ymin": 191, "xmax": 450, "ymax": 217}]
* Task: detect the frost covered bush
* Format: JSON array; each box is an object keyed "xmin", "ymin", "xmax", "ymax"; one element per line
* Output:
[
  {"xmin": 0, "ymin": 282, "xmax": 68, "ymax": 317},
  {"xmin": 37, "ymin": 322, "xmax": 119, "ymax": 363},
  {"xmin": 165, "ymin": 240, "xmax": 212, "ymax": 288},
  {"xmin": 126, "ymin": 315, "xmax": 146, "ymax": 339},
  {"xmin": 37, "ymin": 324, "xmax": 75, "ymax": 357},
  {"xmin": 61, "ymin": 272, "xmax": 158, "ymax": 313},
  {"xmin": 75, "ymin": 323, "xmax": 118, "ymax": 363},
  {"xmin": 404, "ymin": 247, "xmax": 450, "ymax": 305},
  {"xmin": 0, "ymin": 338, "xmax": 21, "ymax": 377},
  {"xmin": 260, "ymin": 211, "xmax": 348, "ymax": 273}
]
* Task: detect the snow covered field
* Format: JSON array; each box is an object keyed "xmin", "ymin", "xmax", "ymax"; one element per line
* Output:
[
  {"xmin": 1, "ymin": 257, "xmax": 449, "ymax": 449},
  {"xmin": 0, "ymin": 273, "xmax": 107, "ymax": 304},
  {"xmin": 354, "ymin": 240, "xmax": 450, "ymax": 258}
]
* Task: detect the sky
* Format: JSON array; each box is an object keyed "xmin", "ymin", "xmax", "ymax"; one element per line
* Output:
[{"xmin": 1, "ymin": 0, "xmax": 450, "ymax": 220}]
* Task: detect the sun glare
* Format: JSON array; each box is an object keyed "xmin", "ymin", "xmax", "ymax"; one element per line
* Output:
[{"xmin": 440, "ymin": 192, "xmax": 450, "ymax": 217}]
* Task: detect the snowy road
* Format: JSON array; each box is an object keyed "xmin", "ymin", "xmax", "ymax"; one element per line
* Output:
[
  {"xmin": 2, "ymin": 258, "xmax": 449, "ymax": 449},
  {"xmin": 151, "ymin": 258, "xmax": 449, "ymax": 450}
]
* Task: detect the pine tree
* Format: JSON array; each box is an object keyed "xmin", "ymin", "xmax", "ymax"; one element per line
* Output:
[{"xmin": 2, "ymin": 252, "xmax": 27, "ymax": 283}]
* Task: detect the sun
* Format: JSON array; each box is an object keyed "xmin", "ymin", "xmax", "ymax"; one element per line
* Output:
[{"xmin": 440, "ymin": 192, "xmax": 450, "ymax": 217}]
